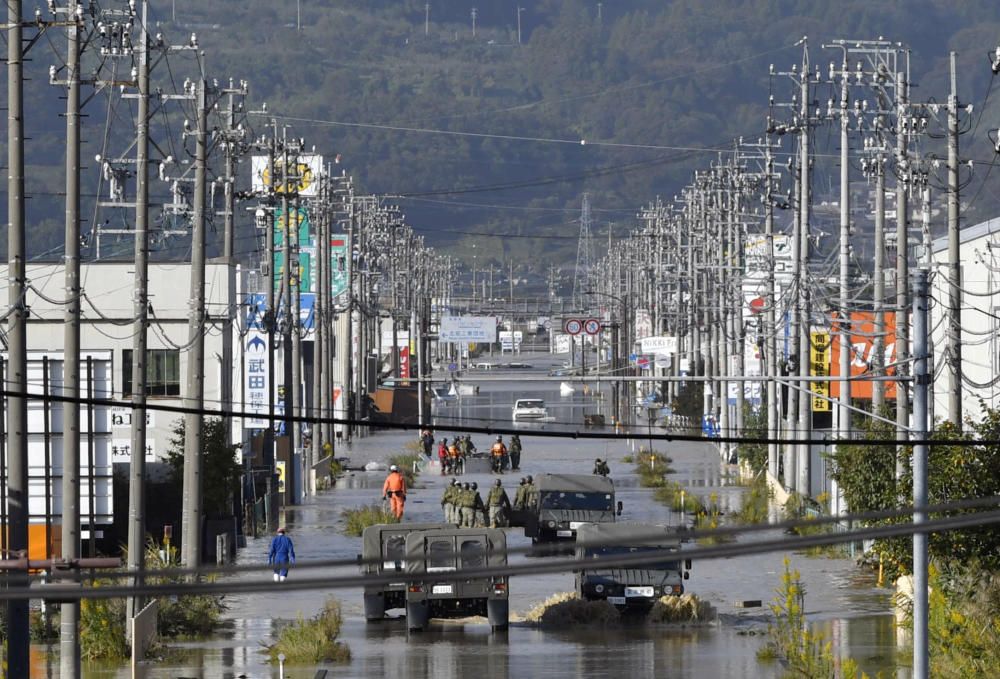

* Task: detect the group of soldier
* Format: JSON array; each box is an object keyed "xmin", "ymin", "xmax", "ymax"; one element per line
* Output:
[
  {"xmin": 436, "ymin": 435, "xmax": 477, "ymax": 475},
  {"xmin": 490, "ymin": 434, "xmax": 522, "ymax": 473},
  {"xmin": 441, "ymin": 478, "xmax": 513, "ymax": 528}
]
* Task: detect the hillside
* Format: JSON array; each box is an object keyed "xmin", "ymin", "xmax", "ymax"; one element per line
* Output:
[{"xmin": 4, "ymin": 0, "xmax": 1000, "ymax": 287}]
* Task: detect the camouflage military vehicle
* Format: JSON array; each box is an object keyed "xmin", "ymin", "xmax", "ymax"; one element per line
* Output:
[
  {"xmin": 403, "ymin": 526, "xmax": 508, "ymax": 632},
  {"xmin": 523, "ymin": 473, "xmax": 618, "ymax": 543},
  {"xmin": 360, "ymin": 523, "xmax": 445, "ymax": 622},
  {"xmin": 574, "ymin": 522, "xmax": 691, "ymax": 611}
]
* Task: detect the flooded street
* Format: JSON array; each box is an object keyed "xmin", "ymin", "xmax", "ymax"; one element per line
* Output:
[{"xmin": 62, "ymin": 358, "xmax": 903, "ymax": 678}]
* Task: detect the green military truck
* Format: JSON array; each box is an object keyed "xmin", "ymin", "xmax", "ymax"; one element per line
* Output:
[
  {"xmin": 403, "ymin": 526, "xmax": 509, "ymax": 632},
  {"xmin": 523, "ymin": 473, "xmax": 618, "ymax": 543},
  {"xmin": 360, "ymin": 523, "xmax": 445, "ymax": 622},
  {"xmin": 574, "ymin": 522, "xmax": 691, "ymax": 612}
]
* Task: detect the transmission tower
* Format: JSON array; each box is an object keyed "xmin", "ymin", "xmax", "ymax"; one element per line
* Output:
[{"xmin": 572, "ymin": 193, "xmax": 595, "ymax": 310}]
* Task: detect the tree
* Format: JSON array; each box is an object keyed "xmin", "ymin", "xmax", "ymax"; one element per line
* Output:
[{"xmin": 165, "ymin": 418, "xmax": 242, "ymax": 517}]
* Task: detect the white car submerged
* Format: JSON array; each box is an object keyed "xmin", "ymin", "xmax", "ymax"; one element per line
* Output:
[{"xmin": 512, "ymin": 398, "xmax": 547, "ymax": 421}]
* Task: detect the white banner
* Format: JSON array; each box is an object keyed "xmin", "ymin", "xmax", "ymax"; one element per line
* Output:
[
  {"xmin": 440, "ymin": 315, "xmax": 497, "ymax": 343},
  {"xmin": 639, "ymin": 335, "xmax": 678, "ymax": 355}
]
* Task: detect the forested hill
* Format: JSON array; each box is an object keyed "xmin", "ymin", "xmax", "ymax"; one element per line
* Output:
[{"xmin": 7, "ymin": 0, "xmax": 1000, "ymax": 276}]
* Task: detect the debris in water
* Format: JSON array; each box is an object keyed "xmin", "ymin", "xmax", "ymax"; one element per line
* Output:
[
  {"xmin": 519, "ymin": 592, "xmax": 620, "ymax": 627},
  {"xmin": 647, "ymin": 594, "xmax": 716, "ymax": 624}
]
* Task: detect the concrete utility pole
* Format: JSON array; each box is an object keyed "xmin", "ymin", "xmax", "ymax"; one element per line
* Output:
[
  {"xmin": 946, "ymin": 51, "xmax": 962, "ymax": 426},
  {"xmin": 912, "ymin": 268, "xmax": 931, "ymax": 679},
  {"xmin": 796, "ymin": 45, "xmax": 812, "ymax": 496},
  {"xmin": 60, "ymin": 1, "xmax": 83, "ymax": 674},
  {"xmin": 6, "ymin": 0, "xmax": 30, "ymax": 671},
  {"xmin": 517, "ymin": 6, "xmax": 524, "ymax": 44},
  {"xmin": 182, "ymin": 78, "xmax": 209, "ymax": 569},
  {"xmin": 764, "ymin": 143, "xmax": 780, "ymax": 480},
  {"xmin": 125, "ymin": 0, "xmax": 151, "ymax": 628},
  {"xmin": 425, "ymin": 3, "xmax": 429, "ymax": 36},
  {"xmin": 870, "ymin": 140, "xmax": 887, "ymax": 412},
  {"xmin": 281, "ymin": 141, "xmax": 296, "ymax": 502},
  {"xmin": 311, "ymin": 175, "xmax": 327, "ymax": 495},
  {"xmin": 835, "ymin": 51, "xmax": 852, "ymax": 515},
  {"xmin": 292, "ymin": 189, "xmax": 303, "ymax": 501},
  {"xmin": 895, "ymin": 66, "xmax": 910, "ymax": 476},
  {"xmin": 471, "ymin": 7, "xmax": 477, "ymax": 37}
]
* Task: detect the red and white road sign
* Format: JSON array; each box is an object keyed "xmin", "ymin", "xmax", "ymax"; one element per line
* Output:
[
  {"xmin": 583, "ymin": 318, "xmax": 601, "ymax": 335},
  {"xmin": 564, "ymin": 318, "xmax": 583, "ymax": 335}
]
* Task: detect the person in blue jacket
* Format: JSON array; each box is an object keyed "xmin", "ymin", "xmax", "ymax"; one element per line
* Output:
[{"xmin": 268, "ymin": 526, "xmax": 296, "ymax": 582}]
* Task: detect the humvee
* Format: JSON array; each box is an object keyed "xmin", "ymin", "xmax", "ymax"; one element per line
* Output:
[
  {"xmin": 360, "ymin": 523, "xmax": 445, "ymax": 622},
  {"xmin": 523, "ymin": 473, "xmax": 618, "ymax": 543},
  {"xmin": 574, "ymin": 522, "xmax": 691, "ymax": 612},
  {"xmin": 403, "ymin": 526, "xmax": 508, "ymax": 632}
]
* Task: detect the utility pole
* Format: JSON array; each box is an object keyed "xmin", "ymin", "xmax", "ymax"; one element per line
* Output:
[
  {"xmin": 182, "ymin": 78, "xmax": 209, "ymax": 569},
  {"xmin": 517, "ymin": 6, "xmax": 523, "ymax": 44},
  {"xmin": 425, "ymin": 3, "xmax": 429, "ymax": 36},
  {"xmin": 471, "ymin": 8, "xmax": 477, "ymax": 37},
  {"xmin": 6, "ymin": 0, "xmax": 30, "ymax": 671},
  {"xmin": 292, "ymin": 188, "xmax": 303, "ymax": 502},
  {"xmin": 57, "ymin": 0, "xmax": 83, "ymax": 674},
  {"xmin": 796, "ymin": 45, "xmax": 812, "ymax": 496},
  {"xmin": 895, "ymin": 65, "xmax": 910, "ymax": 476},
  {"xmin": 946, "ymin": 51, "xmax": 962, "ymax": 426},
  {"xmin": 310, "ymin": 175, "xmax": 327, "ymax": 496},
  {"xmin": 280, "ymin": 140, "xmax": 296, "ymax": 502},
  {"xmin": 123, "ymin": 0, "xmax": 149, "ymax": 648},
  {"xmin": 912, "ymin": 268, "xmax": 930, "ymax": 679},
  {"xmin": 870, "ymin": 140, "xmax": 887, "ymax": 412},
  {"xmin": 835, "ymin": 49, "xmax": 852, "ymax": 516}
]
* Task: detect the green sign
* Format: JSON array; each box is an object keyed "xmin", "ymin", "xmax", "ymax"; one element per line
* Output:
[{"xmin": 273, "ymin": 206, "xmax": 312, "ymax": 293}]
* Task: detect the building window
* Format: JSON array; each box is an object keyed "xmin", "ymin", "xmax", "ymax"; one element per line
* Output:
[{"xmin": 123, "ymin": 349, "xmax": 181, "ymax": 397}]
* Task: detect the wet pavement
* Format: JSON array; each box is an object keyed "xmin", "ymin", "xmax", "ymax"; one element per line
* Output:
[{"xmin": 42, "ymin": 354, "xmax": 907, "ymax": 677}]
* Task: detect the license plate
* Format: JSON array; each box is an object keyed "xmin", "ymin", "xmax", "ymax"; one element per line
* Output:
[
  {"xmin": 431, "ymin": 585, "xmax": 453, "ymax": 595},
  {"xmin": 556, "ymin": 530, "xmax": 573, "ymax": 537},
  {"xmin": 625, "ymin": 587, "xmax": 654, "ymax": 598},
  {"xmin": 607, "ymin": 596, "xmax": 626, "ymax": 606}
]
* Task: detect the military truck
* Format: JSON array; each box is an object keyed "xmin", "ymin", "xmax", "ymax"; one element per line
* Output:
[
  {"xmin": 574, "ymin": 522, "xmax": 691, "ymax": 612},
  {"xmin": 360, "ymin": 523, "xmax": 445, "ymax": 622},
  {"xmin": 522, "ymin": 473, "xmax": 618, "ymax": 543},
  {"xmin": 403, "ymin": 526, "xmax": 509, "ymax": 632}
]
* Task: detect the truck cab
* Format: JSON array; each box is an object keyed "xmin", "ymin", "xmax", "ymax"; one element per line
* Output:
[
  {"xmin": 360, "ymin": 523, "xmax": 445, "ymax": 621},
  {"xmin": 574, "ymin": 522, "xmax": 691, "ymax": 612},
  {"xmin": 403, "ymin": 527, "xmax": 509, "ymax": 632},
  {"xmin": 523, "ymin": 473, "xmax": 617, "ymax": 543}
]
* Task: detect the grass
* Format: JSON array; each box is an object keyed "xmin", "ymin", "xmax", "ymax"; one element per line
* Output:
[
  {"xmin": 267, "ymin": 598, "xmax": 351, "ymax": 665},
  {"xmin": 621, "ymin": 454, "xmax": 634, "ymax": 464},
  {"xmin": 732, "ymin": 471, "xmax": 773, "ymax": 525},
  {"xmin": 653, "ymin": 481, "xmax": 704, "ymax": 514},
  {"xmin": 341, "ymin": 503, "xmax": 398, "ymax": 537},
  {"xmin": 388, "ymin": 451, "xmax": 422, "ymax": 487},
  {"xmin": 634, "ymin": 451, "xmax": 675, "ymax": 488},
  {"xmin": 77, "ymin": 541, "xmax": 227, "ymax": 659},
  {"xmin": 783, "ymin": 493, "xmax": 842, "ymax": 557}
]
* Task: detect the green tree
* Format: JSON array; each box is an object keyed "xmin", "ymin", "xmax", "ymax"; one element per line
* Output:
[{"xmin": 165, "ymin": 418, "xmax": 242, "ymax": 517}]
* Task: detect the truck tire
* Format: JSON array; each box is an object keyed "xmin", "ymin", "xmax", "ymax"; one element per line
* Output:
[
  {"xmin": 406, "ymin": 600, "xmax": 429, "ymax": 632},
  {"xmin": 487, "ymin": 599, "xmax": 509, "ymax": 631},
  {"xmin": 363, "ymin": 593, "xmax": 386, "ymax": 622}
]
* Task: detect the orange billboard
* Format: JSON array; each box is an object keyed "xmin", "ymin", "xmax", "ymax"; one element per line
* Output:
[{"xmin": 829, "ymin": 312, "xmax": 897, "ymax": 400}]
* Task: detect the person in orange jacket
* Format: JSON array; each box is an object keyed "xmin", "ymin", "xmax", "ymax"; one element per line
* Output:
[{"xmin": 382, "ymin": 464, "xmax": 407, "ymax": 520}]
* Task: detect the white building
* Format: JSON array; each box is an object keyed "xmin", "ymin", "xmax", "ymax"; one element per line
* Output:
[
  {"xmin": 931, "ymin": 216, "xmax": 1000, "ymax": 422},
  {"xmin": 2, "ymin": 261, "xmax": 238, "ymax": 468}
]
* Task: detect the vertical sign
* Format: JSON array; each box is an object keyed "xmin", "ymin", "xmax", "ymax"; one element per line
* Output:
[
  {"xmin": 399, "ymin": 345, "xmax": 411, "ymax": 385},
  {"xmin": 273, "ymin": 206, "xmax": 313, "ymax": 293},
  {"xmin": 330, "ymin": 234, "xmax": 349, "ymax": 308},
  {"xmin": 244, "ymin": 294, "xmax": 270, "ymax": 430},
  {"xmin": 811, "ymin": 331, "xmax": 832, "ymax": 429}
]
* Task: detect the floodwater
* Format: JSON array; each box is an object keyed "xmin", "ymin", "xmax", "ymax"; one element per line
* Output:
[{"xmin": 37, "ymin": 354, "xmax": 908, "ymax": 678}]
